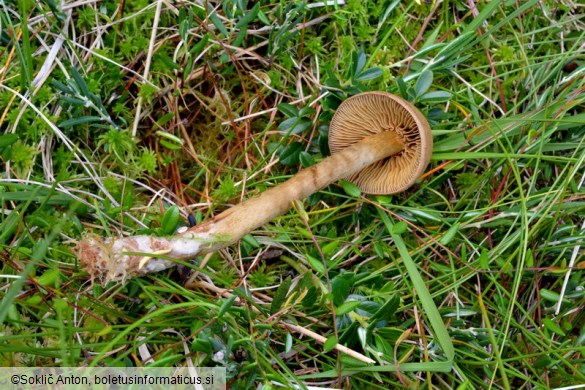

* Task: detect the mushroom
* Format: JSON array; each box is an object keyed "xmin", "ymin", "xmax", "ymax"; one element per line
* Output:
[
  {"xmin": 329, "ymin": 92, "xmax": 432, "ymax": 194},
  {"xmin": 76, "ymin": 92, "xmax": 432, "ymax": 282}
]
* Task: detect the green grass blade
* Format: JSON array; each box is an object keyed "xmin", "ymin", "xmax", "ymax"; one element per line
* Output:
[{"xmin": 378, "ymin": 207, "xmax": 455, "ymax": 363}]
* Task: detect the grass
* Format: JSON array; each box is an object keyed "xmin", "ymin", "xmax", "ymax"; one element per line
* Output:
[{"xmin": 1, "ymin": 0, "xmax": 584, "ymax": 388}]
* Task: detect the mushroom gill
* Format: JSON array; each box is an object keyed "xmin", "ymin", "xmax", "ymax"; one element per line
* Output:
[{"xmin": 328, "ymin": 92, "xmax": 432, "ymax": 194}]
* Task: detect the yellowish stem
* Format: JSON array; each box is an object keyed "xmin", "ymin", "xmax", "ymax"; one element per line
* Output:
[
  {"xmin": 76, "ymin": 131, "xmax": 404, "ymax": 282},
  {"xmin": 183, "ymin": 131, "xmax": 404, "ymax": 249}
]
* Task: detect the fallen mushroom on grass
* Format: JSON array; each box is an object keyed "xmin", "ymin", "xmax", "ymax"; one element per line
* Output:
[{"xmin": 76, "ymin": 92, "xmax": 432, "ymax": 282}]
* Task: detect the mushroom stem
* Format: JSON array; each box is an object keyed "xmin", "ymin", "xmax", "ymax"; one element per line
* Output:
[
  {"xmin": 77, "ymin": 131, "xmax": 404, "ymax": 282},
  {"xmin": 186, "ymin": 130, "xmax": 404, "ymax": 247}
]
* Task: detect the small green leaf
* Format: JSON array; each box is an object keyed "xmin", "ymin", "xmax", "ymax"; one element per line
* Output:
[
  {"xmin": 217, "ymin": 295, "xmax": 237, "ymax": 319},
  {"xmin": 321, "ymin": 240, "xmax": 339, "ymax": 256},
  {"xmin": 53, "ymin": 297, "xmax": 68, "ymax": 312},
  {"xmin": 298, "ymin": 106, "xmax": 315, "ymax": 117},
  {"xmin": 278, "ymin": 117, "xmax": 311, "ymax": 134},
  {"xmin": 391, "ymin": 221, "xmax": 408, "ymax": 235},
  {"xmin": 257, "ymin": 8, "xmax": 270, "ymax": 25},
  {"xmin": 278, "ymin": 103, "xmax": 299, "ymax": 118},
  {"xmin": 156, "ymin": 112, "xmax": 175, "ymax": 126},
  {"xmin": 302, "ymin": 286, "xmax": 318, "ymax": 308},
  {"xmin": 236, "ymin": 3, "xmax": 260, "ymax": 27},
  {"xmin": 37, "ymin": 268, "xmax": 60, "ymax": 287},
  {"xmin": 419, "ymin": 91, "xmax": 453, "ymax": 103},
  {"xmin": 340, "ymin": 180, "xmax": 361, "ymax": 197},
  {"xmin": 70, "ymin": 67, "xmax": 92, "ymax": 97},
  {"xmin": 535, "ymin": 356, "xmax": 552, "ymax": 369},
  {"xmin": 156, "ymin": 131, "xmax": 185, "ymax": 145},
  {"xmin": 285, "ymin": 332, "xmax": 293, "ymax": 353},
  {"xmin": 160, "ymin": 205, "xmax": 180, "ymax": 235},
  {"xmin": 306, "ymin": 254, "xmax": 324, "ymax": 274},
  {"xmin": 189, "ymin": 34, "xmax": 210, "ymax": 55},
  {"xmin": 372, "ymin": 242, "xmax": 383, "ymax": 258},
  {"xmin": 254, "ymin": 323, "xmax": 273, "ymax": 332},
  {"xmin": 242, "ymin": 234, "xmax": 259, "ymax": 248},
  {"xmin": 331, "ymin": 276, "xmax": 351, "ymax": 306},
  {"xmin": 96, "ymin": 325, "xmax": 113, "ymax": 336},
  {"xmin": 542, "ymin": 318, "xmax": 566, "ymax": 336},
  {"xmin": 278, "ymin": 117, "xmax": 298, "ymax": 132},
  {"xmin": 191, "ymin": 338, "xmax": 213, "ymax": 354},
  {"xmin": 526, "ymin": 248, "xmax": 534, "ymax": 268},
  {"xmin": 0, "ymin": 134, "xmax": 18, "ymax": 149},
  {"xmin": 540, "ymin": 289, "xmax": 570, "ymax": 304},
  {"xmin": 52, "ymin": 79, "xmax": 72, "ymax": 94},
  {"xmin": 323, "ymin": 335, "xmax": 338, "ymax": 353},
  {"xmin": 336, "ymin": 300, "xmax": 361, "ymax": 316},
  {"xmin": 232, "ymin": 27, "xmax": 247, "ymax": 47},
  {"xmin": 415, "ymin": 70, "xmax": 433, "ymax": 97},
  {"xmin": 208, "ymin": 7, "xmax": 229, "ymax": 37},
  {"xmin": 159, "ymin": 139, "xmax": 183, "ymax": 150},
  {"xmin": 271, "ymin": 276, "xmax": 292, "ymax": 314},
  {"xmin": 351, "ymin": 51, "xmax": 367, "ymax": 77},
  {"xmin": 299, "ymin": 151, "xmax": 315, "ymax": 167},
  {"xmin": 178, "ymin": 9, "xmax": 189, "ymax": 42},
  {"xmin": 355, "ymin": 67, "xmax": 383, "ymax": 82},
  {"xmin": 59, "ymin": 116, "xmax": 102, "ymax": 127},
  {"xmin": 156, "ymin": 53, "xmax": 181, "ymax": 70},
  {"xmin": 409, "ymin": 208, "xmax": 442, "ymax": 222},
  {"xmin": 25, "ymin": 294, "xmax": 42, "ymax": 305},
  {"xmin": 396, "ymin": 77, "xmax": 409, "ymax": 99},
  {"xmin": 479, "ymin": 248, "xmax": 489, "ymax": 270},
  {"xmin": 279, "ymin": 142, "xmax": 303, "ymax": 165},
  {"xmin": 368, "ymin": 295, "xmax": 399, "ymax": 325},
  {"xmin": 59, "ymin": 95, "xmax": 88, "ymax": 106},
  {"xmin": 440, "ymin": 223, "xmax": 459, "ymax": 245}
]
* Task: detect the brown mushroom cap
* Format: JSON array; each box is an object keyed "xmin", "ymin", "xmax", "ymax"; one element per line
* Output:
[{"xmin": 328, "ymin": 91, "xmax": 432, "ymax": 194}]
